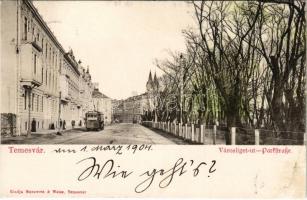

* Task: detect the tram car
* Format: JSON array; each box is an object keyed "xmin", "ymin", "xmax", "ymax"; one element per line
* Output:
[{"xmin": 85, "ymin": 111, "xmax": 104, "ymax": 131}]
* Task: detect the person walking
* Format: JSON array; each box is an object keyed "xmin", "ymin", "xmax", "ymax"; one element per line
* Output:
[
  {"xmin": 71, "ymin": 120, "xmax": 75, "ymax": 129},
  {"xmin": 60, "ymin": 119, "xmax": 63, "ymax": 129}
]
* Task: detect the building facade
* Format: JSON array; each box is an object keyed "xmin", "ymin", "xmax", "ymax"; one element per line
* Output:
[
  {"xmin": 78, "ymin": 65, "xmax": 94, "ymax": 125},
  {"xmin": 1, "ymin": 0, "xmax": 64, "ymax": 135},
  {"xmin": 111, "ymin": 71, "xmax": 161, "ymax": 123},
  {"xmin": 92, "ymin": 87, "xmax": 112, "ymax": 125},
  {"xmin": 1, "ymin": 0, "xmax": 97, "ymax": 135},
  {"xmin": 112, "ymin": 94, "xmax": 148, "ymax": 123},
  {"xmin": 60, "ymin": 50, "xmax": 82, "ymax": 129}
]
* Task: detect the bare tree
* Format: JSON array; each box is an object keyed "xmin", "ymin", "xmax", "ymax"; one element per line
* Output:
[{"xmin": 256, "ymin": 0, "xmax": 305, "ymax": 136}]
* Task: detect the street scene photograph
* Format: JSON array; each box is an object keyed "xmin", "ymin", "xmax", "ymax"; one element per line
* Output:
[{"xmin": 1, "ymin": 0, "xmax": 306, "ymax": 145}]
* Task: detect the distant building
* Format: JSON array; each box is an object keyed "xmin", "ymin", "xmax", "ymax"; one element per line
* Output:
[
  {"xmin": 78, "ymin": 65, "xmax": 95, "ymax": 124},
  {"xmin": 112, "ymin": 94, "xmax": 148, "ymax": 123},
  {"xmin": 92, "ymin": 87, "xmax": 112, "ymax": 125},
  {"xmin": 111, "ymin": 70, "xmax": 161, "ymax": 123}
]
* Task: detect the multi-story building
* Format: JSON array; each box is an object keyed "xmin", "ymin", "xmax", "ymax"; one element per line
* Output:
[
  {"xmin": 111, "ymin": 71, "xmax": 161, "ymax": 123},
  {"xmin": 1, "ymin": 0, "xmax": 66, "ymax": 135},
  {"xmin": 92, "ymin": 86, "xmax": 112, "ymax": 125},
  {"xmin": 112, "ymin": 94, "xmax": 148, "ymax": 123},
  {"xmin": 78, "ymin": 65, "xmax": 94, "ymax": 124},
  {"xmin": 1, "ymin": 0, "xmax": 97, "ymax": 135},
  {"xmin": 60, "ymin": 49, "xmax": 82, "ymax": 129}
]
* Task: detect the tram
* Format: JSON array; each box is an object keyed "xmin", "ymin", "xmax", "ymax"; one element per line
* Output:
[{"xmin": 85, "ymin": 111, "xmax": 104, "ymax": 131}]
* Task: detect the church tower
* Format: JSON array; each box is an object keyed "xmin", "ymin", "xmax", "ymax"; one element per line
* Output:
[
  {"xmin": 146, "ymin": 70, "xmax": 153, "ymax": 92},
  {"xmin": 153, "ymin": 72, "xmax": 159, "ymax": 91}
]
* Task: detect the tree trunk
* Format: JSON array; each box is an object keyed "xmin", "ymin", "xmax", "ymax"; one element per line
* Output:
[
  {"xmin": 224, "ymin": 94, "xmax": 240, "ymax": 145},
  {"xmin": 271, "ymin": 81, "xmax": 284, "ymax": 137}
]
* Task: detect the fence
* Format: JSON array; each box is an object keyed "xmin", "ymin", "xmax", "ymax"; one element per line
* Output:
[
  {"xmin": 142, "ymin": 121, "xmax": 305, "ymax": 145},
  {"xmin": 142, "ymin": 121, "xmax": 226, "ymax": 145}
]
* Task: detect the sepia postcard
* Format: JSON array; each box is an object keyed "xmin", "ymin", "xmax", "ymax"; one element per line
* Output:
[{"xmin": 0, "ymin": 0, "xmax": 306, "ymax": 198}]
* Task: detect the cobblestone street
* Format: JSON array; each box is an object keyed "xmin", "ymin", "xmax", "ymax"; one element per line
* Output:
[{"xmin": 1, "ymin": 124, "xmax": 190, "ymax": 144}]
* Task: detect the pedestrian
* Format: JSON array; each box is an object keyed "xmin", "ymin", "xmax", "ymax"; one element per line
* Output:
[
  {"xmin": 71, "ymin": 120, "xmax": 75, "ymax": 129},
  {"xmin": 31, "ymin": 118, "xmax": 36, "ymax": 132},
  {"xmin": 60, "ymin": 119, "xmax": 62, "ymax": 129},
  {"xmin": 63, "ymin": 120, "xmax": 66, "ymax": 130}
]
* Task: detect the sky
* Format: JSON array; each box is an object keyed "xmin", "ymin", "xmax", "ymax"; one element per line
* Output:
[{"xmin": 33, "ymin": 1, "xmax": 196, "ymax": 100}]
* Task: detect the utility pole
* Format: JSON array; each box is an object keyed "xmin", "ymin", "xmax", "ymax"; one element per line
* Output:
[
  {"xmin": 27, "ymin": 87, "xmax": 31, "ymax": 137},
  {"xmin": 57, "ymin": 91, "xmax": 62, "ymax": 135}
]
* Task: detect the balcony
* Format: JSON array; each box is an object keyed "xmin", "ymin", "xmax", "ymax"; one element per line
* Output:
[
  {"xmin": 22, "ymin": 34, "xmax": 43, "ymax": 52},
  {"xmin": 31, "ymin": 40, "xmax": 42, "ymax": 52},
  {"xmin": 20, "ymin": 79, "xmax": 41, "ymax": 88},
  {"xmin": 20, "ymin": 44, "xmax": 42, "ymax": 88}
]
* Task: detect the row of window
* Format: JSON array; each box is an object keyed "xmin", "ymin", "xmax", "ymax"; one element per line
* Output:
[
  {"xmin": 23, "ymin": 91, "xmax": 57, "ymax": 113},
  {"xmin": 24, "ymin": 16, "xmax": 60, "ymax": 71},
  {"xmin": 32, "ymin": 51, "xmax": 58, "ymax": 93},
  {"xmin": 24, "ymin": 13, "xmax": 62, "ymax": 96},
  {"xmin": 23, "ymin": 14, "xmax": 92, "ymax": 98},
  {"xmin": 25, "ymin": 14, "xmax": 61, "ymax": 93}
]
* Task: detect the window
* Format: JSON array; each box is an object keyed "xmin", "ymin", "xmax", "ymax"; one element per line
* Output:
[
  {"xmin": 45, "ymin": 43, "xmax": 48, "ymax": 59},
  {"xmin": 34, "ymin": 54, "xmax": 37, "ymax": 74},
  {"xmin": 41, "ymin": 96, "xmax": 44, "ymax": 112},
  {"xmin": 32, "ymin": 93, "xmax": 34, "ymax": 111},
  {"xmin": 55, "ymin": 77, "xmax": 57, "ymax": 90},
  {"xmin": 59, "ymin": 59, "xmax": 62, "ymax": 71},
  {"xmin": 37, "ymin": 95, "xmax": 39, "ymax": 112},
  {"xmin": 53, "ymin": 74, "xmax": 55, "ymax": 91},
  {"xmin": 49, "ymin": 72, "xmax": 51, "ymax": 88},
  {"xmin": 24, "ymin": 17, "xmax": 28, "ymax": 40},
  {"xmin": 45, "ymin": 69, "xmax": 48, "ymax": 85},
  {"xmin": 41, "ymin": 67, "xmax": 44, "ymax": 82},
  {"xmin": 41, "ymin": 38, "xmax": 44, "ymax": 50},
  {"xmin": 24, "ymin": 90, "xmax": 27, "ymax": 110},
  {"xmin": 32, "ymin": 27, "xmax": 35, "ymax": 40},
  {"xmin": 25, "ymin": 122, "xmax": 27, "ymax": 131},
  {"xmin": 49, "ymin": 47, "xmax": 51, "ymax": 62}
]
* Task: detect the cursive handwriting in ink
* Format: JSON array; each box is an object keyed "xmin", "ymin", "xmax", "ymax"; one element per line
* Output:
[
  {"xmin": 209, "ymin": 160, "xmax": 216, "ymax": 173},
  {"xmin": 75, "ymin": 157, "xmax": 217, "ymax": 193},
  {"xmin": 135, "ymin": 158, "xmax": 187, "ymax": 193},
  {"xmin": 134, "ymin": 158, "xmax": 217, "ymax": 193},
  {"xmin": 54, "ymin": 147, "xmax": 76, "ymax": 153},
  {"xmin": 76, "ymin": 157, "xmax": 133, "ymax": 181}
]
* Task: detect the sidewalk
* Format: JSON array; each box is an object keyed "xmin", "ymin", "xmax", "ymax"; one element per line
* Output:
[
  {"xmin": 32, "ymin": 127, "xmax": 85, "ymax": 134},
  {"xmin": 1, "ymin": 127, "xmax": 85, "ymax": 144}
]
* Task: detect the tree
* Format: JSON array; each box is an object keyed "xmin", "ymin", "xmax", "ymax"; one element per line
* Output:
[{"xmin": 256, "ymin": 0, "xmax": 305, "ymax": 136}]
